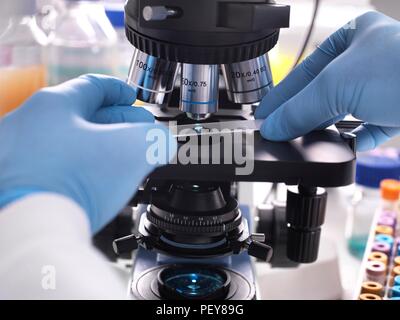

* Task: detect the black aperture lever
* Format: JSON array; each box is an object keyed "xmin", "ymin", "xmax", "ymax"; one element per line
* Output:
[{"xmin": 113, "ymin": 234, "xmax": 142, "ymax": 255}]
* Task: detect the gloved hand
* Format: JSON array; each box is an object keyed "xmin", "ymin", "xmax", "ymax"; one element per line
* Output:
[
  {"xmin": 255, "ymin": 11, "xmax": 400, "ymax": 151},
  {"xmin": 0, "ymin": 74, "xmax": 177, "ymax": 233}
]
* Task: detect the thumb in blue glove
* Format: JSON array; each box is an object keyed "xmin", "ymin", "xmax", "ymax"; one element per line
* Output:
[
  {"xmin": 0, "ymin": 74, "xmax": 177, "ymax": 233},
  {"xmin": 255, "ymin": 11, "xmax": 400, "ymax": 152}
]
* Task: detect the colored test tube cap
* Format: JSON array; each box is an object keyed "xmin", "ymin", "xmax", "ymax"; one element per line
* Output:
[
  {"xmin": 372, "ymin": 241, "xmax": 392, "ymax": 256},
  {"xmin": 392, "ymin": 265, "xmax": 400, "ymax": 277},
  {"xmin": 395, "ymin": 275, "xmax": 400, "ymax": 287},
  {"xmin": 375, "ymin": 234, "xmax": 394, "ymax": 249},
  {"xmin": 392, "ymin": 286, "xmax": 400, "ymax": 298},
  {"xmin": 361, "ymin": 281, "xmax": 383, "ymax": 296},
  {"xmin": 380, "ymin": 210, "xmax": 397, "ymax": 219},
  {"xmin": 375, "ymin": 225, "xmax": 394, "ymax": 236},
  {"xmin": 368, "ymin": 251, "xmax": 388, "ymax": 266},
  {"xmin": 359, "ymin": 293, "xmax": 382, "ymax": 300},
  {"xmin": 378, "ymin": 216, "xmax": 396, "ymax": 228},
  {"xmin": 380, "ymin": 179, "xmax": 400, "ymax": 201},
  {"xmin": 366, "ymin": 260, "xmax": 387, "ymax": 283}
]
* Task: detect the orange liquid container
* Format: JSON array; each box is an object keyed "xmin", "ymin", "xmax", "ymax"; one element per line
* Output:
[{"xmin": 0, "ymin": 65, "xmax": 47, "ymax": 117}]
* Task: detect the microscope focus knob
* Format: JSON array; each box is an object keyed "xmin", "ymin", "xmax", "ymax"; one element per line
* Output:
[
  {"xmin": 286, "ymin": 228, "xmax": 321, "ymax": 263},
  {"xmin": 286, "ymin": 186, "xmax": 327, "ymax": 263}
]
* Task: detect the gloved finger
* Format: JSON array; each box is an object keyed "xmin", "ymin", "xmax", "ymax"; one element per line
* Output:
[
  {"xmin": 101, "ymin": 122, "xmax": 178, "ymax": 170},
  {"xmin": 92, "ymin": 106, "xmax": 154, "ymax": 124},
  {"xmin": 260, "ymin": 71, "xmax": 338, "ymax": 141},
  {"xmin": 50, "ymin": 74, "xmax": 136, "ymax": 118},
  {"xmin": 255, "ymin": 24, "xmax": 348, "ymax": 120},
  {"xmin": 351, "ymin": 123, "xmax": 400, "ymax": 152},
  {"xmin": 90, "ymin": 123, "xmax": 177, "ymax": 232}
]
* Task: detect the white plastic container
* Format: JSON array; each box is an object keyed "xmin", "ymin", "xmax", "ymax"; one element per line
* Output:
[
  {"xmin": 47, "ymin": 0, "xmax": 117, "ymax": 85},
  {"xmin": 348, "ymin": 186, "xmax": 381, "ymax": 259}
]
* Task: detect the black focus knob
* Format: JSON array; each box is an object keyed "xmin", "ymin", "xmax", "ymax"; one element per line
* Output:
[
  {"xmin": 286, "ymin": 227, "xmax": 321, "ymax": 263},
  {"xmin": 286, "ymin": 186, "xmax": 327, "ymax": 263}
]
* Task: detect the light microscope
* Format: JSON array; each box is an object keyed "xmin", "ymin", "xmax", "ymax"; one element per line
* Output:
[{"xmin": 106, "ymin": 0, "xmax": 357, "ymax": 300}]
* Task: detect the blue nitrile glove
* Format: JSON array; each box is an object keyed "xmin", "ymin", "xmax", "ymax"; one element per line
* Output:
[
  {"xmin": 255, "ymin": 11, "xmax": 400, "ymax": 152},
  {"xmin": 0, "ymin": 74, "xmax": 177, "ymax": 233}
]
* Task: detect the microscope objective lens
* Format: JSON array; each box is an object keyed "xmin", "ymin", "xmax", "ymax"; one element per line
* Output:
[
  {"xmin": 180, "ymin": 64, "xmax": 219, "ymax": 120},
  {"xmin": 127, "ymin": 48, "xmax": 179, "ymax": 105},
  {"xmin": 222, "ymin": 54, "xmax": 273, "ymax": 104}
]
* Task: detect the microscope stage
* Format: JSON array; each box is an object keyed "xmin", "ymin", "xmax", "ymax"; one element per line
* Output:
[{"xmin": 144, "ymin": 105, "xmax": 356, "ymax": 187}]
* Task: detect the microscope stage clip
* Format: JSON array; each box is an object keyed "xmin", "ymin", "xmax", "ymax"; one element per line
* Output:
[{"xmin": 171, "ymin": 119, "xmax": 264, "ymax": 138}]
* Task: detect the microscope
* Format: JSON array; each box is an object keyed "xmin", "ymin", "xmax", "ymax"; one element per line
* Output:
[{"xmin": 110, "ymin": 0, "xmax": 356, "ymax": 300}]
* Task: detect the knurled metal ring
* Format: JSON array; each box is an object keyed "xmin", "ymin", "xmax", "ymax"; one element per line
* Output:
[{"xmin": 146, "ymin": 210, "xmax": 242, "ymax": 234}]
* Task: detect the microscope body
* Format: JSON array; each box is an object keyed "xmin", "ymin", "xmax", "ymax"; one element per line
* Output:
[
  {"xmin": 129, "ymin": 205, "xmax": 257, "ymax": 300},
  {"xmin": 111, "ymin": 0, "xmax": 357, "ymax": 300}
]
